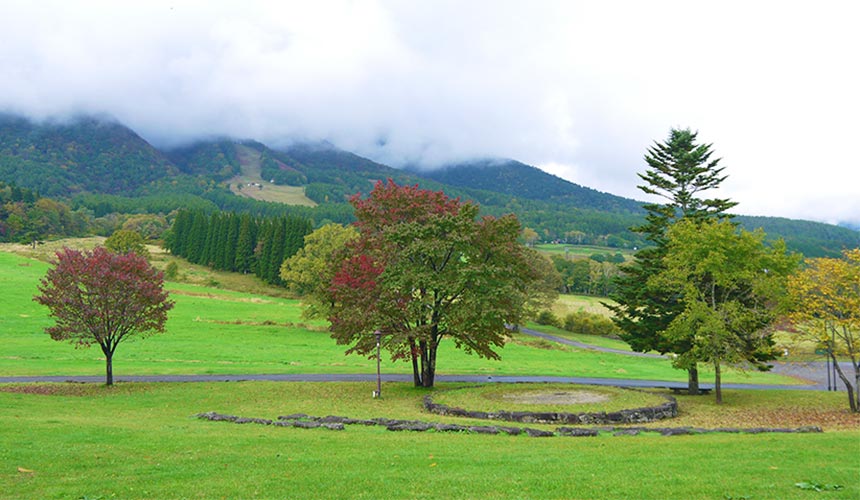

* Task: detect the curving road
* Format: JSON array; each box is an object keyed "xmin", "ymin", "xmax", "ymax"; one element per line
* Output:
[{"xmin": 0, "ymin": 328, "xmax": 848, "ymax": 392}]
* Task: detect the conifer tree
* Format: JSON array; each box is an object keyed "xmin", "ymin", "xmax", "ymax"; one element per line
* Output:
[
  {"xmin": 234, "ymin": 214, "xmax": 255, "ymax": 273},
  {"xmin": 608, "ymin": 128, "xmax": 737, "ymax": 394}
]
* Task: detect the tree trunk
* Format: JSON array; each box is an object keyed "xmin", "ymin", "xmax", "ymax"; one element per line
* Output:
[
  {"xmin": 105, "ymin": 351, "xmax": 114, "ymax": 386},
  {"xmin": 687, "ymin": 365, "xmax": 699, "ymax": 395},
  {"xmin": 424, "ymin": 343, "xmax": 437, "ymax": 388},
  {"xmin": 418, "ymin": 340, "xmax": 437, "ymax": 388},
  {"xmin": 830, "ymin": 352, "xmax": 857, "ymax": 412},
  {"xmin": 409, "ymin": 338, "xmax": 421, "ymax": 387},
  {"xmin": 714, "ymin": 358, "xmax": 722, "ymax": 404}
]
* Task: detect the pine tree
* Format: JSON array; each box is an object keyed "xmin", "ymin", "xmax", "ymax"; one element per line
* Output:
[
  {"xmin": 186, "ymin": 211, "xmax": 209, "ymax": 264},
  {"xmin": 608, "ymin": 128, "xmax": 737, "ymax": 394},
  {"xmin": 234, "ymin": 214, "xmax": 255, "ymax": 274}
]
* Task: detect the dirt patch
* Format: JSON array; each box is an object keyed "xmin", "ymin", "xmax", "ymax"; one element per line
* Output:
[
  {"xmin": 0, "ymin": 383, "xmax": 91, "ymax": 397},
  {"xmin": 502, "ymin": 390, "xmax": 610, "ymax": 405}
]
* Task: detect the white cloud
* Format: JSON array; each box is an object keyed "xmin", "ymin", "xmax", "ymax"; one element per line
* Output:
[{"xmin": 0, "ymin": 0, "xmax": 857, "ymax": 224}]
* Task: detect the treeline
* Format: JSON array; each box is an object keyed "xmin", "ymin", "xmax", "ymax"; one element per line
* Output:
[
  {"xmin": 550, "ymin": 254, "xmax": 623, "ymax": 297},
  {"xmin": 163, "ymin": 209, "xmax": 312, "ymax": 285},
  {"xmin": 0, "ymin": 182, "xmax": 89, "ymax": 244}
]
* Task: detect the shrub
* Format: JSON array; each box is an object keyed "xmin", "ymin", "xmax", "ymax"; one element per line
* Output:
[
  {"xmin": 535, "ymin": 310, "xmax": 560, "ymax": 327},
  {"xmin": 562, "ymin": 311, "xmax": 621, "ymax": 337}
]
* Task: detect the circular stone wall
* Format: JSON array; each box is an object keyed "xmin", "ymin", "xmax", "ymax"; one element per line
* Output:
[{"xmin": 424, "ymin": 385, "xmax": 678, "ymax": 425}]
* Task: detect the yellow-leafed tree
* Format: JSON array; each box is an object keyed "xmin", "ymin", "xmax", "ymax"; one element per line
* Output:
[{"xmin": 788, "ymin": 249, "xmax": 860, "ymax": 412}]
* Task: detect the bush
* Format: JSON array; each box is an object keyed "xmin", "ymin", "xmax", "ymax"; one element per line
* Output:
[
  {"xmin": 164, "ymin": 261, "xmax": 179, "ymax": 280},
  {"xmin": 534, "ymin": 310, "xmax": 559, "ymax": 327},
  {"xmin": 562, "ymin": 311, "xmax": 621, "ymax": 337}
]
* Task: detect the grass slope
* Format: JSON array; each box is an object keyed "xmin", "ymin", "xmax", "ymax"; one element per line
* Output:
[
  {"xmin": 228, "ymin": 144, "xmax": 317, "ymax": 206},
  {"xmin": 0, "ymin": 250, "xmax": 799, "ymax": 386}
]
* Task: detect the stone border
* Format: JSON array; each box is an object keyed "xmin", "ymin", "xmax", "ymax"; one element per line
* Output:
[
  {"xmin": 423, "ymin": 386, "xmax": 678, "ymax": 424},
  {"xmin": 195, "ymin": 412, "xmax": 822, "ymax": 437}
]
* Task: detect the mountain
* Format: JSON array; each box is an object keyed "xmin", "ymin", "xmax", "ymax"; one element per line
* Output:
[
  {"xmin": 0, "ymin": 114, "xmax": 176, "ymax": 197},
  {"xmin": 409, "ymin": 159, "xmax": 643, "ymax": 214},
  {"xmin": 0, "ymin": 113, "xmax": 856, "ymax": 256}
]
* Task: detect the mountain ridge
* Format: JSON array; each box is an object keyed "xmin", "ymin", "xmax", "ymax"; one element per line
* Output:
[{"xmin": 0, "ymin": 113, "xmax": 856, "ymax": 257}]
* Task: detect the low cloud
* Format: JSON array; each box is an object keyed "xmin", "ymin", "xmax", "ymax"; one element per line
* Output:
[{"xmin": 0, "ymin": 1, "xmax": 857, "ymax": 225}]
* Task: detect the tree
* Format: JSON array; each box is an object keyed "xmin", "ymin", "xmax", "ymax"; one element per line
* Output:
[
  {"xmin": 608, "ymin": 128, "xmax": 737, "ymax": 394},
  {"xmin": 34, "ymin": 247, "xmax": 174, "ymax": 385},
  {"xmin": 653, "ymin": 219, "xmax": 798, "ymax": 403},
  {"xmin": 522, "ymin": 227, "xmax": 539, "ymax": 247},
  {"xmin": 105, "ymin": 229, "xmax": 150, "ymax": 258},
  {"xmin": 787, "ymin": 249, "xmax": 860, "ymax": 412},
  {"xmin": 325, "ymin": 180, "xmax": 558, "ymax": 387},
  {"xmin": 280, "ymin": 223, "xmax": 358, "ymax": 317}
]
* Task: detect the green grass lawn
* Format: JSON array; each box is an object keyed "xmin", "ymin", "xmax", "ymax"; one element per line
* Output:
[
  {"xmin": 534, "ymin": 243, "xmax": 635, "ymax": 260},
  {"xmin": 551, "ymin": 293, "xmax": 616, "ymax": 317},
  {"xmin": 0, "ymin": 251, "xmax": 802, "ymax": 387},
  {"xmin": 1, "ymin": 246, "xmax": 858, "ymax": 499},
  {"xmin": 0, "ymin": 381, "xmax": 856, "ymax": 499}
]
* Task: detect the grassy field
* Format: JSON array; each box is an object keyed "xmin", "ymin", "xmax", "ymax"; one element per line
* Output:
[
  {"xmin": 550, "ymin": 293, "xmax": 616, "ymax": 318},
  {"xmin": 1, "ymin": 244, "xmax": 858, "ymax": 499},
  {"xmin": 0, "ymin": 382, "xmax": 856, "ymax": 499},
  {"xmin": 0, "ymin": 250, "xmax": 801, "ymax": 386},
  {"xmin": 227, "ymin": 144, "xmax": 317, "ymax": 207},
  {"xmin": 534, "ymin": 243, "xmax": 635, "ymax": 260}
]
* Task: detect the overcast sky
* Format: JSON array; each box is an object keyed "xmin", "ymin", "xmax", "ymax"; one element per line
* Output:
[{"xmin": 1, "ymin": 1, "xmax": 857, "ymax": 225}]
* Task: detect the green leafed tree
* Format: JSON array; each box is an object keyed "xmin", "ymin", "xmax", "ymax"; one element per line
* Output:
[
  {"xmin": 33, "ymin": 247, "xmax": 174, "ymax": 385},
  {"xmin": 324, "ymin": 180, "xmax": 559, "ymax": 387},
  {"xmin": 280, "ymin": 223, "xmax": 358, "ymax": 318},
  {"xmin": 653, "ymin": 219, "xmax": 798, "ymax": 403},
  {"xmin": 105, "ymin": 228, "xmax": 150, "ymax": 258},
  {"xmin": 608, "ymin": 128, "xmax": 738, "ymax": 394}
]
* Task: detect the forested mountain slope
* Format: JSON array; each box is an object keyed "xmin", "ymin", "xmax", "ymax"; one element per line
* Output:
[
  {"xmin": 0, "ymin": 113, "xmax": 856, "ymax": 256},
  {"xmin": 0, "ymin": 114, "xmax": 176, "ymax": 196},
  {"xmin": 410, "ymin": 159, "xmax": 643, "ymax": 214}
]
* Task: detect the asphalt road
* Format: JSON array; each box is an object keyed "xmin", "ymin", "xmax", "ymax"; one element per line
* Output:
[{"xmin": 0, "ymin": 328, "xmax": 849, "ymax": 392}]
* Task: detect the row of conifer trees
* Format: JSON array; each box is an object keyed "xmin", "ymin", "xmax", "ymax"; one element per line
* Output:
[{"xmin": 164, "ymin": 209, "xmax": 312, "ymax": 285}]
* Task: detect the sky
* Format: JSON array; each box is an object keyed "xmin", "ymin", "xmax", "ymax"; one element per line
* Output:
[{"xmin": 1, "ymin": 0, "xmax": 858, "ymax": 226}]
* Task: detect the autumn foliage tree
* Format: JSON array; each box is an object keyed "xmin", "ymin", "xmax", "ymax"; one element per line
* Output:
[
  {"xmin": 34, "ymin": 246, "xmax": 174, "ymax": 385},
  {"xmin": 325, "ymin": 180, "xmax": 559, "ymax": 387},
  {"xmin": 788, "ymin": 249, "xmax": 860, "ymax": 412}
]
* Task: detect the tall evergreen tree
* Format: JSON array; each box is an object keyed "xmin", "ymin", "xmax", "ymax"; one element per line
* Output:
[
  {"xmin": 608, "ymin": 128, "xmax": 737, "ymax": 394},
  {"xmin": 186, "ymin": 211, "xmax": 208, "ymax": 264},
  {"xmin": 234, "ymin": 214, "xmax": 255, "ymax": 274}
]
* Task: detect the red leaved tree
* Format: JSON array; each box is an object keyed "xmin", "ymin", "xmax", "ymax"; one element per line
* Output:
[
  {"xmin": 325, "ymin": 180, "xmax": 559, "ymax": 387},
  {"xmin": 34, "ymin": 246, "xmax": 174, "ymax": 385}
]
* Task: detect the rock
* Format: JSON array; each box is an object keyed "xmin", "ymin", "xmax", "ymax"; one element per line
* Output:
[
  {"xmin": 278, "ymin": 413, "xmax": 309, "ymax": 420},
  {"xmin": 556, "ymin": 427, "xmax": 599, "ymax": 437},
  {"xmin": 434, "ymin": 424, "xmax": 467, "ymax": 432},
  {"xmin": 387, "ymin": 422, "xmax": 433, "ymax": 432},
  {"xmin": 795, "ymin": 426, "xmax": 823, "ymax": 433},
  {"xmin": 613, "ymin": 429, "xmax": 640, "ymax": 436},
  {"xmin": 469, "ymin": 426, "xmax": 500, "ymax": 435},
  {"xmin": 292, "ymin": 421, "xmax": 322, "ymax": 429},
  {"xmin": 523, "ymin": 428, "xmax": 555, "ymax": 437}
]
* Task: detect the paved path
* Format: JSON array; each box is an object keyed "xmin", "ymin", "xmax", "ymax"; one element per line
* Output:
[
  {"xmin": 518, "ymin": 327, "xmax": 663, "ymax": 358},
  {"xmin": 0, "ymin": 372, "xmax": 820, "ymax": 391},
  {"xmin": 519, "ymin": 326, "xmax": 852, "ymax": 392},
  {"xmin": 0, "ymin": 329, "xmax": 848, "ymax": 392}
]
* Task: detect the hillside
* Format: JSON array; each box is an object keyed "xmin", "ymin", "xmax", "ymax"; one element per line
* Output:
[
  {"xmin": 0, "ymin": 113, "xmax": 176, "ymax": 196},
  {"xmin": 410, "ymin": 159, "xmax": 643, "ymax": 214},
  {"xmin": 0, "ymin": 113, "xmax": 856, "ymax": 256}
]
